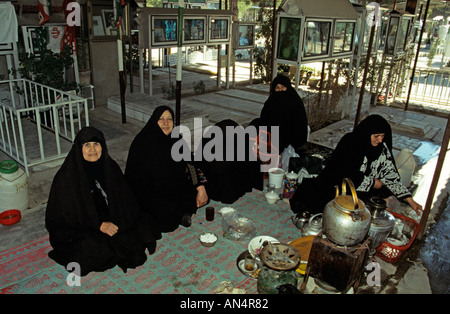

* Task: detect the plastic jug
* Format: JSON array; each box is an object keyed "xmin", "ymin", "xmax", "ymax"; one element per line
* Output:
[
  {"xmin": 0, "ymin": 160, "xmax": 29, "ymax": 211},
  {"xmin": 395, "ymin": 148, "xmax": 416, "ymax": 187}
]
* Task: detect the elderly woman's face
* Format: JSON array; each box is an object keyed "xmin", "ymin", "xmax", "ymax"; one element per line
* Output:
[
  {"xmin": 158, "ymin": 110, "xmax": 174, "ymax": 135},
  {"xmin": 371, "ymin": 133, "xmax": 385, "ymax": 147},
  {"xmin": 82, "ymin": 142, "xmax": 102, "ymax": 162}
]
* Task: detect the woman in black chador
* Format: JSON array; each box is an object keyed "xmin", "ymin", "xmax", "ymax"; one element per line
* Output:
[
  {"xmin": 125, "ymin": 106, "xmax": 208, "ymax": 233},
  {"xmin": 290, "ymin": 114, "xmax": 423, "ymax": 215},
  {"xmin": 46, "ymin": 127, "xmax": 159, "ymax": 277},
  {"xmin": 197, "ymin": 119, "xmax": 255, "ymax": 204},
  {"xmin": 258, "ymin": 74, "xmax": 309, "ymax": 153}
]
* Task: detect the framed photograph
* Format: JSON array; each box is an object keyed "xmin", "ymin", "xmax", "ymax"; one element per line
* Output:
[
  {"xmin": 237, "ymin": 24, "xmax": 255, "ymax": 49},
  {"xmin": 276, "ymin": 17, "xmax": 302, "ymax": 61},
  {"xmin": 151, "ymin": 16, "xmax": 178, "ymax": 47},
  {"xmin": 102, "ymin": 10, "xmax": 118, "ymax": 36},
  {"xmin": 209, "ymin": 17, "xmax": 230, "ymax": 43},
  {"xmin": 93, "ymin": 15, "xmax": 105, "ymax": 36},
  {"xmin": 183, "ymin": 16, "xmax": 206, "ymax": 44}
]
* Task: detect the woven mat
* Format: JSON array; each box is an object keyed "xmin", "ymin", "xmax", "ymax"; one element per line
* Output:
[{"xmin": 0, "ymin": 189, "xmax": 302, "ymax": 294}]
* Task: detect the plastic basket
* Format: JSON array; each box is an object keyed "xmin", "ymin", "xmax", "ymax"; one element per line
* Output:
[{"xmin": 375, "ymin": 210, "xmax": 419, "ymax": 263}]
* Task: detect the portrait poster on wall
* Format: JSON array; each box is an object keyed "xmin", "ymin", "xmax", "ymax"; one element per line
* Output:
[
  {"xmin": 102, "ymin": 10, "xmax": 118, "ymax": 36},
  {"xmin": 238, "ymin": 24, "xmax": 254, "ymax": 48}
]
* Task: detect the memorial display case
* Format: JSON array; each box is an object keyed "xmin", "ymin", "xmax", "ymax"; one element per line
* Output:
[
  {"xmin": 151, "ymin": 16, "xmax": 178, "ymax": 47},
  {"xmin": 383, "ymin": 11, "xmax": 413, "ymax": 56},
  {"xmin": 209, "ymin": 16, "xmax": 231, "ymax": 43},
  {"xmin": 183, "ymin": 17, "xmax": 206, "ymax": 44},
  {"xmin": 273, "ymin": 0, "xmax": 358, "ymax": 87},
  {"xmin": 277, "ymin": 17, "xmax": 302, "ymax": 61},
  {"xmin": 237, "ymin": 24, "xmax": 255, "ymax": 49},
  {"xmin": 333, "ymin": 20, "xmax": 355, "ymax": 55},
  {"xmin": 303, "ymin": 19, "xmax": 331, "ymax": 60}
]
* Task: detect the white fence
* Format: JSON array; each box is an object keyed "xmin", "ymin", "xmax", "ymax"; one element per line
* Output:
[
  {"xmin": 0, "ymin": 79, "xmax": 89, "ymax": 174},
  {"xmin": 399, "ymin": 67, "xmax": 450, "ymax": 106}
]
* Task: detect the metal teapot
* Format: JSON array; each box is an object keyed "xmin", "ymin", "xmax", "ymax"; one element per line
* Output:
[
  {"xmin": 301, "ymin": 213, "xmax": 323, "ymax": 237},
  {"xmin": 322, "ymin": 178, "xmax": 371, "ymax": 246},
  {"xmin": 291, "ymin": 211, "xmax": 311, "ymax": 230},
  {"xmin": 367, "ymin": 197, "xmax": 395, "ymax": 254}
]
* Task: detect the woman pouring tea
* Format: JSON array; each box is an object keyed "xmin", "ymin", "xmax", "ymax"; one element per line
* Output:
[{"xmin": 290, "ymin": 115, "xmax": 423, "ymax": 215}]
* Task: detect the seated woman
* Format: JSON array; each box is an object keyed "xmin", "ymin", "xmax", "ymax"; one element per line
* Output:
[
  {"xmin": 253, "ymin": 74, "xmax": 309, "ymax": 154},
  {"xmin": 290, "ymin": 114, "xmax": 423, "ymax": 215},
  {"xmin": 46, "ymin": 126, "xmax": 160, "ymax": 277},
  {"xmin": 197, "ymin": 119, "xmax": 255, "ymax": 204},
  {"xmin": 125, "ymin": 106, "xmax": 208, "ymax": 233}
]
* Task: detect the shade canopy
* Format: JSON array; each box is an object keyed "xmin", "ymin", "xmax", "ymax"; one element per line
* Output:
[{"xmin": 281, "ymin": 0, "xmax": 358, "ymax": 19}]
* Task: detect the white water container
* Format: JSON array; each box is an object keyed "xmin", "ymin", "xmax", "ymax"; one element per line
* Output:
[
  {"xmin": 395, "ymin": 148, "xmax": 416, "ymax": 188},
  {"xmin": 0, "ymin": 160, "xmax": 29, "ymax": 211}
]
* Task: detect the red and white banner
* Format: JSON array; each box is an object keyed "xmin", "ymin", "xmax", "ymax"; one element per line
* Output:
[
  {"xmin": 62, "ymin": 0, "xmax": 77, "ymax": 53},
  {"xmin": 37, "ymin": 0, "xmax": 51, "ymax": 26}
]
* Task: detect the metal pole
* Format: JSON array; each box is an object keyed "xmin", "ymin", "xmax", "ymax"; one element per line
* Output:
[
  {"xmin": 175, "ymin": 0, "xmax": 184, "ymax": 126},
  {"xmin": 417, "ymin": 113, "xmax": 450, "ymax": 241},
  {"xmin": 270, "ymin": 0, "xmax": 276, "ymax": 90},
  {"xmin": 354, "ymin": 10, "xmax": 376, "ymax": 128},
  {"xmin": 117, "ymin": 12, "xmax": 126, "ymax": 124},
  {"xmin": 405, "ymin": 0, "xmax": 430, "ymax": 111}
]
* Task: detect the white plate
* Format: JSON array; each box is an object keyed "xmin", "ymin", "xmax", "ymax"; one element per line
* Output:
[{"xmin": 248, "ymin": 235, "xmax": 279, "ymax": 258}]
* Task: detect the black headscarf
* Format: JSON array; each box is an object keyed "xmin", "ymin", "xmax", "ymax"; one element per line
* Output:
[
  {"xmin": 352, "ymin": 114, "xmax": 393, "ymax": 161},
  {"xmin": 125, "ymin": 106, "xmax": 197, "ymax": 233},
  {"xmin": 290, "ymin": 114, "xmax": 395, "ymax": 214},
  {"xmin": 46, "ymin": 126, "xmax": 156, "ymax": 276},
  {"xmin": 270, "ymin": 74, "xmax": 296, "ymax": 95},
  {"xmin": 260, "ymin": 75, "xmax": 309, "ymax": 152}
]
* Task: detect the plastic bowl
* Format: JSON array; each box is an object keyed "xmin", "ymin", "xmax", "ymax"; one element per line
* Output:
[
  {"xmin": 199, "ymin": 232, "xmax": 218, "ymax": 247},
  {"xmin": 0, "ymin": 210, "xmax": 21, "ymax": 226}
]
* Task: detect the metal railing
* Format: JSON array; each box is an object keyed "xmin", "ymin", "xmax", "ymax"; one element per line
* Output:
[
  {"xmin": 0, "ymin": 79, "xmax": 90, "ymax": 174},
  {"xmin": 399, "ymin": 67, "xmax": 450, "ymax": 106}
]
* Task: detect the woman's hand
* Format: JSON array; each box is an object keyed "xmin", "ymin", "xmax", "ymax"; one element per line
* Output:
[
  {"xmin": 196, "ymin": 185, "xmax": 208, "ymax": 208},
  {"xmin": 373, "ymin": 178, "xmax": 383, "ymax": 189},
  {"xmin": 100, "ymin": 222, "xmax": 119, "ymax": 237},
  {"xmin": 404, "ymin": 197, "xmax": 423, "ymax": 215}
]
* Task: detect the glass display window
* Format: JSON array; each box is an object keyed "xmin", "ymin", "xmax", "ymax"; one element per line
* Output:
[
  {"xmin": 151, "ymin": 16, "xmax": 178, "ymax": 47},
  {"xmin": 183, "ymin": 17, "xmax": 206, "ymax": 44},
  {"xmin": 276, "ymin": 17, "xmax": 302, "ymax": 61},
  {"xmin": 377, "ymin": 9, "xmax": 390, "ymax": 52},
  {"xmin": 209, "ymin": 17, "xmax": 230, "ymax": 42},
  {"xmin": 333, "ymin": 21, "xmax": 355, "ymax": 54},
  {"xmin": 304, "ymin": 20, "xmax": 331, "ymax": 59},
  {"xmin": 238, "ymin": 24, "xmax": 255, "ymax": 49},
  {"xmin": 397, "ymin": 17, "xmax": 410, "ymax": 53},
  {"xmin": 385, "ymin": 16, "xmax": 399, "ymax": 55}
]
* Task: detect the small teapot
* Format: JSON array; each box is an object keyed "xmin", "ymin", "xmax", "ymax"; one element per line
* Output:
[
  {"xmin": 291, "ymin": 211, "xmax": 311, "ymax": 230},
  {"xmin": 301, "ymin": 213, "xmax": 323, "ymax": 237}
]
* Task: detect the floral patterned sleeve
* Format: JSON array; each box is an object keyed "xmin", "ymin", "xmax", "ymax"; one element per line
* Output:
[
  {"xmin": 377, "ymin": 144, "xmax": 411, "ymax": 199},
  {"xmin": 186, "ymin": 162, "xmax": 207, "ymax": 188}
]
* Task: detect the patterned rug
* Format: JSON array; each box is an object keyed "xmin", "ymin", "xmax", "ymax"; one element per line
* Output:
[{"xmin": 0, "ymin": 189, "xmax": 302, "ymax": 294}]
